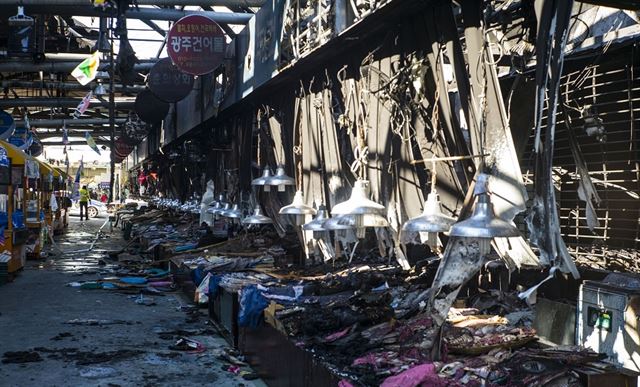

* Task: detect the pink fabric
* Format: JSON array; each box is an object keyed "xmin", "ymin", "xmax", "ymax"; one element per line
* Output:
[
  {"xmin": 325, "ymin": 326, "xmax": 351, "ymax": 342},
  {"xmin": 148, "ymin": 281, "xmax": 172, "ymax": 287},
  {"xmin": 380, "ymin": 363, "xmax": 446, "ymax": 387},
  {"xmin": 338, "ymin": 380, "xmax": 354, "ymax": 387}
]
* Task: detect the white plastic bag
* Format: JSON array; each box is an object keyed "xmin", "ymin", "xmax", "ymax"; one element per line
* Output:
[
  {"xmin": 50, "ymin": 193, "xmax": 59, "ymax": 212},
  {"xmin": 199, "ymin": 180, "xmax": 215, "ymax": 225}
]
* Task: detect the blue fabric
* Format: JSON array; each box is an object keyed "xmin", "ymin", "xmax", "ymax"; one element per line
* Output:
[
  {"xmin": 145, "ymin": 268, "xmax": 169, "ymax": 277},
  {"xmin": 238, "ymin": 285, "xmax": 269, "ymax": 328},
  {"xmin": 191, "ymin": 267, "xmax": 206, "ymax": 286},
  {"xmin": 119, "ymin": 277, "xmax": 147, "ymax": 285},
  {"xmin": 0, "ymin": 212, "xmax": 8, "ymax": 229},
  {"xmin": 174, "ymin": 243, "xmax": 198, "ymax": 253},
  {"xmin": 208, "ymin": 275, "xmax": 223, "ymax": 299},
  {"xmin": 12, "ymin": 210, "xmax": 24, "ymax": 229}
]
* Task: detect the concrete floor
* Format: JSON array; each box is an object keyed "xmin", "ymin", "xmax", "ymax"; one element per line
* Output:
[{"xmin": 0, "ymin": 216, "xmax": 265, "ymax": 387}]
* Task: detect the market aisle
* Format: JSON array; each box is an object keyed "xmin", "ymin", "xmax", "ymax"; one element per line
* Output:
[{"xmin": 0, "ymin": 217, "xmax": 263, "ymax": 387}]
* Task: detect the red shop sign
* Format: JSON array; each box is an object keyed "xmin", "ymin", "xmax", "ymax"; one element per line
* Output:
[{"xmin": 166, "ymin": 15, "xmax": 225, "ymax": 76}]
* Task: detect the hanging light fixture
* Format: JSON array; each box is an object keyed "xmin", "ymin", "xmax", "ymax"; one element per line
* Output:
[
  {"xmin": 331, "ymin": 180, "xmax": 387, "ymax": 238},
  {"xmin": 279, "ymin": 190, "xmax": 316, "ymax": 225},
  {"xmin": 222, "ymin": 203, "xmax": 243, "ymax": 219},
  {"xmin": 449, "ymin": 174, "xmax": 520, "ymax": 253},
  {"xmin": 266, "ymin": 165, "xmax": 295, "ymax": 192},
  {"xmin": 94, "ymin": 81, "xmax": 107, "ymax": 96},
  {"xmin": 252, "ymin": 166, "xmax": 273, "ymax": 192},
  {"xmin": 302, "ymin": 204, "xmax": 328, "ymax": 239},
  {"xmin": 403, "ymin": 192, "xmax": 455, "ymax": 232},
  {"xmin": 581, "ymin": 106, "xmax": 605, "ymax": 142},
  {"xmin": 401, "ymin": 192, "xmax": 456, "ymax": 244},
  {"xmin": 8, "ymin": 6, "xmax": 33, "ymax": 27},
  {"xmin": 215, "ymin": 202, "xmax": 231, "ymax": 216},
  {"xmin": 322, "ymin": 215, "xmax": 355, "ymax": 239},
  {"xmin": 206, "ymin": 201, "xmax": 221, "ymax": 214},
  {"xmin": 206, "ymin": 194, "xmax": 225, "ymax": 214},
  {"xmin": 242, "ymin": 205, "xmax": 273, "ymax": 224}
]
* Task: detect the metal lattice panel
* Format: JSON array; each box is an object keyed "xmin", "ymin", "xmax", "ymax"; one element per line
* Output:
[{"xmin": 523, "ymin": 50, "xmax": 640, "ymax": 264}]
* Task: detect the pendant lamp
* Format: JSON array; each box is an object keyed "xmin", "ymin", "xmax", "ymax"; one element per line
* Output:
[
  {"xmin": 449, "ymin": 174, "xmax": 520, "ymax": 254},
  {"xmin": 222, "ymin": 204, "xmax": 242, "ymax": 219},
  {"xmin": 252, "ymin": 167, "xmax": 273, "ymax": 192},
  {"xmin": 242, "ymin": 205, "xmax": 273, "ymax": 224},
  {"xmin": 331, "ymin": 180, "xmax": 386, "ymax": 238},
  {"xmin": 302, "ymin": 204, "xmax": 328, "ymax": 238},
  {"xmin": 216, "ymin": 203, "xmax": 231, "ymax": 216},
  {"xmin": 401, "ymin": 192, "xmax": 456, "ymax": 244},
  {"xmin": 206, "ymin": 201, "xmax": 221, "ymax": 214},
  {"xmin": 279, "ymin": 190, "xmax": 316, "ymax": 225},
  {"xmin": 266, "ymin": 165, "xmax": 295, "ymax": 192}
]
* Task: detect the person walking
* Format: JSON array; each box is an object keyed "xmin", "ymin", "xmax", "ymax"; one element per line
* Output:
[{"xmin": 79, "ymin": 185, "xmax": 90, "ymax": 221}]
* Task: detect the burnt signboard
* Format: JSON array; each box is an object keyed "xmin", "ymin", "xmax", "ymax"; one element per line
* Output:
[
  {"xmin": 166, "ymin": 15, "xmax": 226, "ymax": 76},
  {"xmin": 135, "ymin": 90, "xmax": 169, "ymax": 124},
  {"xmin": 147, "ymin": 58, "xmax": 195, "ymax": 102}
]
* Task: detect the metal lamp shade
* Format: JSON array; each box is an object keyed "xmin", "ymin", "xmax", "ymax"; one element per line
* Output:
[
  {"xmin": 242, "ymin": 206, "xmax": 273, "ymax": 224},
  {"xmin": 252, "ymin": 167, "xmax": 273, "ymax": 192},
  {"xmin": 215, "ymin": 203, "xmax": 231, "ymax": 216},
  {"xmin": 302, "ymin": 205, "xmax": 328, "ymax": 231},
  {"xmin": 222, "ymin": 204, "xmax": 242, "ymax": 219},
  {"xmin": 322, "ymin": 215, "xmax": 354, "ymax": 230},
  {"xmin": 335, "ymin": 213, "xmax": 389, "ymax": 238},
  {"xmin": 206, "ymin": 201, "xmax": 221, "ymax": 214},
  {"xmin": 449, "ymin": 192, "xmax": 520, "ymax": 238},
  {"xmin": 331, "ymin": 180, "xmax": 385, "ymax": 216},
  {"xmin": 331, "ymin": 180, "xmax": 386, "ymax": 238},
  {"xmin": 401, "ymin": 192, "xmax": 455, "ymax": 234},
  {"xmin": 94, "ymin": 82, "xmax": 107, "ymax": 96},
  {"xmin": 266, "ymin": 166, "xmax": 295, "ymax": 192},
  {"xmin": 302, "ymin": 205, "xmax": 329, "ymax": 238},
  {"xmin": 279, "ymin": 190, "xmax": 316, "ymax": 225}
]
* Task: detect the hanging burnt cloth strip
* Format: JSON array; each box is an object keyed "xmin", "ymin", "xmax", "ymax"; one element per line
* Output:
[
  {"xmin": 526, "ymin": 0, "xmax": 580, "ymax": 278},
  {"xmin": 423, "ymin": 1, "xmax": 488, "ymax": 333},
  {"xmin": 460, "ymin": 0, "xmax": 539, "ymax": 269}
]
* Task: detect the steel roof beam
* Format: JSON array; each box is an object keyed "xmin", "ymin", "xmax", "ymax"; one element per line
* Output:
[
  {"xmin": 37, "ymin": 132, "xmax": 117, "ymax": 138},
  {"xmin": 0, "ymin": 0, "xmax": 265, "ymax": 7},
  {"xmin": 40, "ymin": 140, "xmax": 111, "ymax": 146},
  {"xmin": 16, "ymin": 6, "xmax": 253, "ymax": 24},
  {"xmin": 141, "ymin": 19, "xmax": 167, "ymax": 37},
  {"xmin": 19, "ymin": 118, "xmax": 129, "ymax": 127},
  {"xmin": 1, "ymin": 81, "xmax": 144, "ymax": 92},
  {"xmin": 0, "ymin": 61, "xmax": 155, "ymax": 73},
  {"xmin": 0, "ymin": 98, "xmax": 135, "ymax": 108}
]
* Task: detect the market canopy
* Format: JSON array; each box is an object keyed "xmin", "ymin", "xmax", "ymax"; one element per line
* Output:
[
  {"xmin": 37, "ymin": 159, "xmax": 55, "ymax": 177},
  {"xmin": 0, "ymin": 139, "xmax": 32, "ymax": 165}
]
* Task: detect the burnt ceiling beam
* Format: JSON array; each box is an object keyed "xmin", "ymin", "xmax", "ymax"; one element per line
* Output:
[
  {"xmin": 578, "ymin": 0, "xmax": 640, "ymax": 9},
  {"xmin": 1, "ymin": 81, "xmax": 144, "ymax": 93},
  {"xmin": 37, "ymin": 131, "xmax": 117, "ymax": 138},
  {"xmin": 0, "ymin": 60, "xmax": 155, "ymax": 73},
  {"xmin": 0, "ymin": 0, "xmax": 265, "ymax": 6},
  {"xmin": 0, "ymin": 98, "xmax": 135, "ymax": 108},
  {"xmin": 41, "ymin": 140, "xmax": 111, "ymax": 146},
  {"xmin": 19, "ymin": 118, "xmax": 128, "ymax": 127},
  {"xmin": 14, "ymin": 6, "xmax": 253, "ymax": 24},
  {"xmin": 141, "ymin": 19, "xmax": 166, "ymax": 37}
]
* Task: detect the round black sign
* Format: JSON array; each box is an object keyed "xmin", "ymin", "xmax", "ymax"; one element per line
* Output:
[
  {"xmin": 121, "ymin": 113, "xmax": 148, "ymax": 145},
  {"xmin": 28, "ymin": 136, "xmax": 43, "ymax": 157},
  {"xmin": 135, "ymin": 90, "xmax": 170, "ymax": 124},
  {"xmin": 147, "ymin": 58, "xmax": 195, "ymax": 103}
]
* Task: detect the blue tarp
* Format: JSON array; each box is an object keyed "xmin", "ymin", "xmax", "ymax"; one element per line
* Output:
[{"xmin": 238, "ymin": 285, "xmax": 269, "ymax": 328}]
